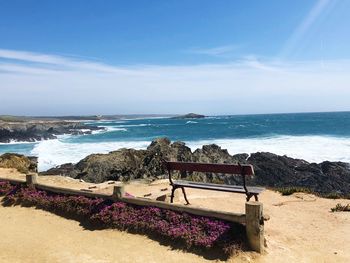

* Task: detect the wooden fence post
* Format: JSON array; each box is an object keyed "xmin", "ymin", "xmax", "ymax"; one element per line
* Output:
[
  {"xmin": 113, "ymin": 185, "xmax": 125, "ymax": 199},
  {"xmin": 245, "ymin": 201, "xmax": 264, "ymax": 253},
  {"xmin": 26, "ymin": 173, "xmax": 38, "ymax": 188}
]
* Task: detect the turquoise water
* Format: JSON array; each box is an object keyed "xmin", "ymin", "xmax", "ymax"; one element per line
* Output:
[{"xmin": 1, "ymin": 112, "xmax": 350, "ymax": 171}]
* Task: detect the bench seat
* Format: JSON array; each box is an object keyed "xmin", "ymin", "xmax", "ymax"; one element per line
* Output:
[
  {"xmin": 164, "ymin": 161, "xmax": 264, "ymax": 204},
  {"xmin": 173, "ymin": 180, "xmax": 264, "ymax": 194}
]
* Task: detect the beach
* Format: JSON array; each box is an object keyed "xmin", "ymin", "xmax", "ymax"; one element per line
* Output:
[{"xmin": 0, "ymin": 168, "xmax": 349, "ymax": 263}]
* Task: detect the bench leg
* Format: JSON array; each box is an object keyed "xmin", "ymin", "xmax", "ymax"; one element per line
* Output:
[
  {"xmin": 246, "ymin": 193, "xmax": 253, "ymax": 202},
  {"xmin": 181, "ymin": 187, "xmax": 190, "ymax": 205},
  {"xmin": 246, "ymin": 193, "xmax": 259, "ymax": 202},
  {"xmin": 170, "ymin": 186, "xmax": 176, "ymax": 203}
]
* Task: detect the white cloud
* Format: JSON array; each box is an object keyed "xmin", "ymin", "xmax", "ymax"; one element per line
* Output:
[
  {"xmin": 186, "ymin": 45, "xmax": 240, "ymax": 56},
  {"xmin": 0, "ymin": 49, "xmax": 70, "ymax": 64},
  {"xmin": 0, "ymin": 48, "xmax": 349, "ymax": 115},
  {"xmin": 0, "ymin": 48, "xmax": 143, "ymax": 75}
]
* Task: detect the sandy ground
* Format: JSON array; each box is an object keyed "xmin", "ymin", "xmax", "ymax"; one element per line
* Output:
[{"xmin": 0, "ymin": 168, "xmax": 349, "ymax": 263}]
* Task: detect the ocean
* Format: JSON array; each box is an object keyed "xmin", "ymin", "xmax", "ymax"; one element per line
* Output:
[{"xmin": 1, "ymin": 111, "xmax": 350, "ymax": 171}]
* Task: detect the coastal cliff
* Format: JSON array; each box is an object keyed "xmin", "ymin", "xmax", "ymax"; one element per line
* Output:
[
  {"xmin": 42, "ymin": 137, "xmax": 350, "ymax": 198},
  {"xmin": 0, "ymin": 121, "xmax": 104, "ymax": 143}
]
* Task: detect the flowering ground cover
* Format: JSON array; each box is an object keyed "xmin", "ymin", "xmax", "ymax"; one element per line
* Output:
[{"xmin": 0, "ymin": 181, "xmax": 245, "ymax": 256}]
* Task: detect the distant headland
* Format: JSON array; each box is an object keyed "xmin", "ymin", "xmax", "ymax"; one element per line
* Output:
[{"xmin": 171, "ymin": 113, "xmax": 206, "ymax": 119}]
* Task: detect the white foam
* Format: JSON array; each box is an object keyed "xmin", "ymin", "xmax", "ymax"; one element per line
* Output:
[
  {"xmin": 31, "ymin": 139, "xmax": 150, "ymax": 171},
  {"xmin": 79, "ymin": 129, "xmax": 91, "ymax": 133},
  {"xmin": 92, "ymin": 126, "xmax": 126, "ymax": 133},
  {"xmin": 0, "ymin": 140, "xmax": 38, "ymax": 145},
  {"xmin": 84, "ymin": 120, "xmax": 126, "ymax": 125},
  {"xmin": 0, "ymin": 134, "xmax": 71, "ymax": 145},
  {"xmin": 186, "ymin": 121, "xmax": 198, "ymax": 124},
  {"xmin": 114, "ymin": 124, "xmax": 151, "ymax": 127},
  {"xmin": 187, "ymin": 135, "xmax": 350, "ymax": 164},
  {"xmin": 30, "ymin": 135, "xmax": 350, "ymax": 172},
  {"xmin": 102, "ymin": 127, "xmax": 127, "ymax": 132},
  {"xmin": 91, "ymin": 129, "xmax": 105, "ymax": 134}
]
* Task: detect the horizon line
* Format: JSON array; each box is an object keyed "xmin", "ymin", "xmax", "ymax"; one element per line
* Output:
[{"xmin": 1, "ymin": 110, "xmax": 350, "ymax": 119}]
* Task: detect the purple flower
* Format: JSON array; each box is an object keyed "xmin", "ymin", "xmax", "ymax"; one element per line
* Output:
[{"xmin": 0, "ymin": 180, "xmax": 243, "ymax": 254}]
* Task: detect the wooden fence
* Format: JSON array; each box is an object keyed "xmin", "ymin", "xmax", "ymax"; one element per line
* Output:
[{"xmin": 0, "ymin": 173, "xmax": 265, "ymax": 253}]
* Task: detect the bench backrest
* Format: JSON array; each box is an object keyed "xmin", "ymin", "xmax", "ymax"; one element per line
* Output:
[{"xmin": 164, "ymin": 161, "xmax": 254, "ymax": 176}]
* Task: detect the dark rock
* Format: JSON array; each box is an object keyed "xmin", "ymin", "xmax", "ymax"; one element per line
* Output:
[
  {"xmin": 42, "ymin": 137, "xmax": 350, "ymax": 197},
  {"xmin": 41, "ymin": 163, "xmax": 76, "ymax": 176},
  {"xmin": 232, "ymin": 153, "xmax": 249, "ymax": 163},
  {"xmin": 72, "ymin": 149, "xmax": 147, "ymax": 183},
  {"xmin": 172, "ymin": 113, "xmax": 206, "ymax": 119},
  {"xmin": 247, "ymin": 152, "xmax": 309, "ymax": 186},
  {"xmin": 193, "ymin": 144, "xmax": 235, "ymax": 163},
  {"xmin": 248, "ymin": 152, "xmax": 350, "ymax": 196},
  {"xmin": 0, "ymin": 122, "xmax": 104, "ymax": 143}
]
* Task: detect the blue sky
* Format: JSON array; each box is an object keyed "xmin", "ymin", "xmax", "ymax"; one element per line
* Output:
[{"xmin": 0, "ymin": 0, "xmax": 350, "ymax": 115}]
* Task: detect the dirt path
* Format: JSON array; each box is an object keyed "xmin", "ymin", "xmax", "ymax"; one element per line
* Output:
[
  {"xmin": 0, "ymin": 168, "xmax": 349, "ymax": 262},
  {"xmin": 0, "ymin": 203, "xmax": 219, "ymax": 263}
]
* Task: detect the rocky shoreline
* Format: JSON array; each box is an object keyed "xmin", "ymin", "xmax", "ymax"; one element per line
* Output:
[
  {"xmin": 1, "ymin": 137, "xmax": 349, "ymax": 198},
  {"xmin": 0, "ymin": 121, "xmax": 104, "ymax": 143},
  {"xmin": 38, "ymin": 137, "xmax": 350, "ymax": 198}
]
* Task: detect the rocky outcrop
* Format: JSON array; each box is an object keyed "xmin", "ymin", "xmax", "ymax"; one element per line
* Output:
[
  {"xmin": 0, "ymin": 122, "xmax": 104, "ymax": 143},
  {"xmin": 248, "ymin": 152, "xmax": 350, "ymax": 196},
  {"xmin": 42, "ymin": 138, "xmax": 194, "ymax": 183},
  {"xmin": 42, "ymin": 138, "xmax": 350, "ymax": 197},
  {"xmin": 74, "ymin": 149, "xmax": 148, "ymax": 182},
  {"xmin": 0, "ymin": 153, "xmax": 38, "ymax": 173}
]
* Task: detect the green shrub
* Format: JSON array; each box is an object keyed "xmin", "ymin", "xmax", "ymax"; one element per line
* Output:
[
  {"xmin": 276, "ymin": 187, "xmax": 311, "ymax": 196},
  {"xmin": 322, "ymin": 192, "xmax": 342, "ymax": 199},
  {"xmin": 331, "ymin": 203, "xmax": 350, "ymax": 212}
]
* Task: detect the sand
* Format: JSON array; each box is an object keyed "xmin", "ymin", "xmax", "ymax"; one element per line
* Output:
[{"xmin": 0, "ymin": 168, "xmax": 349, "ymax": 263}]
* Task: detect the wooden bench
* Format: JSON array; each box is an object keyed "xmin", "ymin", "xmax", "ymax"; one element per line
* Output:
[{"xmin": 163, "ymin": 161, "xmax": 264, "ymax": 205}]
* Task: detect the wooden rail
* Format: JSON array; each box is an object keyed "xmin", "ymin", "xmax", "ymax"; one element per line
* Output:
[
  {"xmin": 119, "ymin": 195, "xmax": 247, "ymax": 224},
  {"xmin": 0, "ymin": 173, "xmax": 265, "ymax": 253}
]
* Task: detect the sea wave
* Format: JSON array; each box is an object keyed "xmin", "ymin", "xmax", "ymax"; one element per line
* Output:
[
  {"xmin": 84, "ymin": 120, "xmax": 126, "ymax": 125},
  {"xmin": 0, "ymin": 140, "xmax": 38, "ymax": 145},
  {"xmin": 113, "ymin": 124, "xmax": 152, "ymax": 128},
  {"xmin": 186, "ymin": 135, "xmax": 350, "ymax": 164},
  {"xmin": 101, "ymin": 127, "xmax": 128, "ymax": 132},
  {"xmin": 0, "ymin": 134, "xmax": 71, "ymax": 145},
  {"xmin": 31, "ymin": 139, "xmax": 150, "ymax": 171},
  {"xmin": 30, "ymin": 135, "xmax": 350, "ymax": 172}
]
